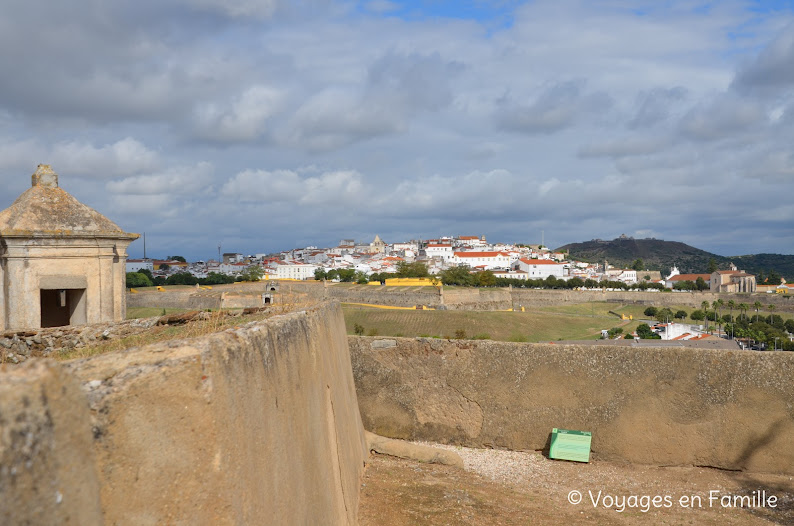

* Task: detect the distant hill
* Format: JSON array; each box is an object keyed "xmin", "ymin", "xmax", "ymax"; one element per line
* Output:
[{"xmin": 556, "ymin": 237, "xmax": 794, "ymax": 279}]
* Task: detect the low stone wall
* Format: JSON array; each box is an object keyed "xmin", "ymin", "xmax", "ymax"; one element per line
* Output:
[
  {"xmin": 350, "ymin": 336, "xmax": 794, "ymax": 474},
  {"xmin": 1, "ymin": 317, "xmax": 161, "ymax": 363},
  {"xmin": 0, "ymin": 303, "xmax": 367, "ymax": 525}
]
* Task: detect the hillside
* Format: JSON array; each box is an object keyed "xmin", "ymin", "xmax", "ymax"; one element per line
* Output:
[{"xmin": 556, "ymin": 237, "xmax": 794, "ymax": 279}]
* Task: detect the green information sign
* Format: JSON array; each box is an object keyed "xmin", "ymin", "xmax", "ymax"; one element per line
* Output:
[{"xmin": 549, "ymin": 428, "xmax": 592, "ymax": 463}]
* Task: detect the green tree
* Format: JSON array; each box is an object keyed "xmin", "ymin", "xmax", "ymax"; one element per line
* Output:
[
  {"xmin": 655, "ymin": 308, "xmax": 674, "ymax": 323},
  {"xmin": 314, "ymin": 268, "xmax": 327, "ymax": 281},
  {"xmin": 707, "ymin": 258, "xmax": 718, "ymax": 273},
  {"xmin": 439, "ymin": 265, "xmax": 475, "ymax": 286},
  {"xmin": 690, "ymin": 309, "xmax": 705, "ymax": 321},
  {"xmin": 632, "ymin": 259, "xmax": 644, "ymax": 271},
  {"xmin": 636, "ymin": 323, "xmax": 661, "ymax": 339},
  {"xmin": 674, "ymin": 310, "xmax": 688, "ymax": 320},
  {"xmin": 159, "ymin": 263, "xmax": 170, "ymax": 271},
  {"xmin": 753, "ymin": 301, "xmax": 763, "ymax": 322},
  {"xmin": 643, "ymin": 306, "xmax": 658, "ymax": 317},
  {"xmin": 695, "ymin": 276, "xmax": 709, "ymax": 291},
  {"xmin": 767, "ymin": 270, "xmax": 782, "ymax": 286},
  {"xmin": 395, "ymin": 261, "xmax": 430, "ymax": 278},
  {"xmin": 167, "ymin": 255, "xmax": 187, "ymax": 263},
  {"xmin": 785, "ymin": 319, "xmax": 794, "ymax": 334},
  {"xmin": 738, "ymin": 302, "xmax": 749, "ymax": 321},
  {"xmin": 355, "ymin": 271, "xmax": 370, "ymax": 284},
  {"xmin": 727, "ymin": 300, "xmax": 736, "ymax": 322},
  {"xmin": 126, "ymin": 272, "xmax": 153, "ymax": 288},
  {"xmin": 166, "ymin": 272, "xmax": 198, "ymax": 285},
  {"xmin": 477, "ymin": 270, "xmax": 497, "ymax": 287},
  {"xmin": 238, "ymin": 265, "xmax": 264, "ymax": 282}
]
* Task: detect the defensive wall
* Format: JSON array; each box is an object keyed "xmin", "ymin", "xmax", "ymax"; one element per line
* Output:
[
  {"xmin": 127, "ymin": 282, "xmax": 794, "ymax": 313},
  {"xmin": 0, "ymin": 303, "xmax": 368, "ymax": 525},
  {"xmin": 350, "ymin": 336, "xmax": 794, "ymax": 475}
]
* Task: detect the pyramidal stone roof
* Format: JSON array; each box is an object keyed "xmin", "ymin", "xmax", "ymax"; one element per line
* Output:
[{"xmin": 0, "ymin": 165, "xmax": 139, "ymax": 239}]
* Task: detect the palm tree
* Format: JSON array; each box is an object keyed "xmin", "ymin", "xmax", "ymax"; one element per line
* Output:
[
  {"xmin": 727, "ymin": 300, "xmax": 736, "ymax": 323},
  {"xmin": 712, "ymin": 300, "xmax": 722, "ymax": 335},
  {"xmin": 753, "ymin": 301, "xmax": 762, "ymax": 322},
  {"xmin": 738, "ymin": 303, "xmax": 749, "ymax": 322}
]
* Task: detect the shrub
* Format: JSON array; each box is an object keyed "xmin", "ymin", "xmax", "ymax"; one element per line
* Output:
[
  {"xmin": 472, "ymin": 333, "xmax": 491, "ymax": 340},
  {"xmin": 353, "ymin": 323, "xmax": 365, "ymax": 336},
  {"xmin": 454, "ymin": 329, "xmax": 467, "ymax": 339},
  {"xmin": 643, "ymin": 306, "xmax": 658, "ymax": 317},
  {"xmin": 674, "ymin": 310, "xmax": 688, "ymax": 320}
]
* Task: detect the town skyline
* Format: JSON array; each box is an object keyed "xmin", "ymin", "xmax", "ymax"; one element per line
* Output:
[{"xmin": 1, "ymin": 1, "xmax": 793, "ymax": 260}]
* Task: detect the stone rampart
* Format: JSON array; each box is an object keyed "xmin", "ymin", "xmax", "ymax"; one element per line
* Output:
[
  {"xmin": 0, "ymin": 303, "xmax": 367, "ymax": 525},
  {"xmin": 350, "ymin": 336, "xmax": 794, "ymax": 474}
]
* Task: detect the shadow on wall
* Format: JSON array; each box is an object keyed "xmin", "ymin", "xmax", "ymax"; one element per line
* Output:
[
  {"xmin": 0, "ymin": 302, "xmax": 368, "ymax": 525},
  {"xmin": 349, "ymin": 336, "xmax": 794, "ymax": 475}
]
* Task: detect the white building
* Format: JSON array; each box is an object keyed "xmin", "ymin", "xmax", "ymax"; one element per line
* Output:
[
  {"xmin": 272, "ymin": 261, "xmax": 318, "ymax": 280},
  {"xmin": 425, "ymin": 244, "xmax": 454, "ymax": 261},
  {"xmin": 126, "ymin": 259, "xmax": 154, "ymax": 273},
  {"xmin": 514, "ymin": 258, "xmax": 567, "ymax": 279},
  {"xmin": 452, "ymin": 251, "xmax": 511, "ymax": 270}
]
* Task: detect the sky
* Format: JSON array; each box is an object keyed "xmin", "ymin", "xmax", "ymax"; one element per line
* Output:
[{"xmin": 1, "ymin": 0, "xmax": 793, "ymax": 261}]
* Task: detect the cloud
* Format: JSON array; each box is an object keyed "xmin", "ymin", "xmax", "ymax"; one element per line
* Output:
[
  {"xmin": 364, "ymin": 0, "xmax": 400, "ymax": 14},
  {"xmin": 106, "ymin": 162, "xmax": 214, "ymax": 195},
  {"xmin": 628, "ymin": 87, "xmax": 688, "ymax": 129},
  {"xmin": 495, "ymin": 80, "xmax": 612, "ymax": 134},
  {"xmin": 193, "ymin": 86, "xmax": 285, "ymax": 142},
  {"xmin": 733, "ymin": 23, "xmax": 794, "ymax": 93},
  {"xmin": 220, "ymin": 168, "xmax": 365, "ymax": 206},
  {"xmin": 678, "ymin": 95, "xmax": 767, "ymax": 141},
  {"xmin": 284, "ymin": 51, "xmax": 463, "ymax": 151},
  {"xmin": 52, "ymin": 138, "xmax": 161, "ymax": 178},
  {"xmin": 180, "ymin": 0, "xmax": 280, "ymax": 19},
  {"xmin": 578, "ymin": 136, "xmax": 671, "ymax": 159}
]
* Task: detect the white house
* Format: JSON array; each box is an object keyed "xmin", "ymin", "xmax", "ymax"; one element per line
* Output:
[
  {"xmin": 514, "ymin": 258, "xmax": 567, "ymax": 279},
  {"xmin": 126, "ymin": 259, "xmax": 154, "ymax": 273},
  {"xmin": 452, "ymin": 251, "xmax": 511, "ymax": 270},
  {"xmin": 272, "ymin": 261, "xmax": 318, "ymax": 280},
  {"xmin": 425, "ymin": 244, "xmax": 454, "ymax": 261}
]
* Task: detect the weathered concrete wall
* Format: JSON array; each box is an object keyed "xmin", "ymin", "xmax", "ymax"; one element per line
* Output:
[
  {"xmin": 350, "ymin": 336, "xmax": 794, "ymax": 474},
  {"xmin": 0, "ymin": 303, "xmax": 367, "ymax": 525},
  {"xmin": 128, "ymin": 282, "xmax": 794, "ymax": 313},
  {"xmin": 0, "ymin": 360, "xmax": 104, "ymax": 525}
]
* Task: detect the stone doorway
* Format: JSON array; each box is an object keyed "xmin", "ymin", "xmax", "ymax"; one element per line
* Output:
[{"xmin": 40, "ymin": 288, "xmax": 87, "ymax": 328}]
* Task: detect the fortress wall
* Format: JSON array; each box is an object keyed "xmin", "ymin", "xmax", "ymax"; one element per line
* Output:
[
  {"xmin": 0, "ymin": 303, "xmax": 367, "ymax": 525},
  {"xmin": 324, "ymin": 285, "xmax": 441, "ymax": 308},
  {"xmin": 509, "ymin": 289, "xmax": 794, "ymax": 311},
  {"xmin": 0, "ymin": 360, "xmax": 103, "ymax": 525},
  {"xmin": 350, "ymin": 336, "xmax": 794, "ymax": 474}
]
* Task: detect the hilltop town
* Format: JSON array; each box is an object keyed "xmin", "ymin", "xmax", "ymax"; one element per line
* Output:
[{"xmin": 127, "ymin": 234, "xmax": 793, "ymax": 294}]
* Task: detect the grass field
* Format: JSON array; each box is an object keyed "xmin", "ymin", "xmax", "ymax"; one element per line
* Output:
[{"xmin": 343, "ymin": 302, "xmax": 641, "ymax": 342}]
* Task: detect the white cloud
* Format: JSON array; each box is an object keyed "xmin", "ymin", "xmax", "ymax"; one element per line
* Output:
[
  {"xmin": 221, "ymin": 168, "xmax": 366, "ymax": 206},
  {"xmin": 52, "ymin": 138, "xmax": 160, "ymax": 178},
  {"xmin": 194, "ymin": 86, "xmax": 285, "ymax": 142},
  {"xmin": 106, "ymin": 162, "xmax": 214, "ymax": 195}
]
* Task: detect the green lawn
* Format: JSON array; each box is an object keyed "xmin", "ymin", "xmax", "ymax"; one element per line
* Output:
[{"xmin": 343, "ymin": 304, "xmax": 636, "ymax": 342}]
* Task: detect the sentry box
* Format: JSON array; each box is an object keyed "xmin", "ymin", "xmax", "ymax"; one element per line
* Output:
[{"xmin": 549, "ymin": 428, "xmax": 592, "ymax": 463}]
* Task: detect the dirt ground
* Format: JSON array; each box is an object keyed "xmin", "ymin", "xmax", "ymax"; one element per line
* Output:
[{"xmin": 358, "ymin": 447, "xmax": 794, "ymax": 525}]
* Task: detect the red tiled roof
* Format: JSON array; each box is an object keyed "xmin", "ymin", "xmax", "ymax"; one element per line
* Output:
[{"xmin": 667, "ymin": 274, "xmax": 711, "ymax": 281}]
